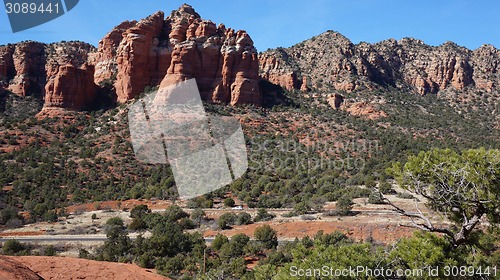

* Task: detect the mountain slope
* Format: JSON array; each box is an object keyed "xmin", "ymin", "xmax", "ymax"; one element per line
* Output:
[{"xmin": 260, "ymin": 30, "xmax": 500, "ymax": 96}]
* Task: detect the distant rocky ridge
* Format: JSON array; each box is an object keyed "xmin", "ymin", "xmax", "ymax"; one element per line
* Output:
[
  {"xmin": 260, "ymin": 30, "xmax": 499, "ymax": 95},
  {"xmin": 0, "ymin": 4, "xmax": 261, "ymax": 111}
]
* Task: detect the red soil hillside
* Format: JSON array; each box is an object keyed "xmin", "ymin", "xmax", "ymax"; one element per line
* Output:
[{"xmin": 6, "ymin": 256, "xmax": 169, "ymax": 280}]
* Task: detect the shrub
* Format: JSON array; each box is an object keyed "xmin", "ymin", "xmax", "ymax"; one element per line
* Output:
[
  {"xmin": 379, "ymin": 181, "xmax": 396, "ymax": 194},
  {"xmin": 212, "ymin": 233, "xmax": 229, "ymax": 250},
  {"xmin": 190, "ymin": 208, "xmax": 206, "ymax": 227},
  {"xmin": 106, "ymin": 217, "xmax": 124, "ymax": 227},
  {"xmin": 335, "ymin": 195, "xmax": 353, "ymax": 216},
  {"xmin": 0, "ymin": 207, "xmax": 21, "ymax": 225},
  {"xmin": 43, "ymin": 245, "xmax": 57, "ymax": 256},
  {"xmin": 128, "ymin": 218, "xmax": 147, "ymax": 231},
  {"xmin": 254, "ymin": 225, "xmax": 278, "ymax": 249},
  {"xmin": 218, "ymin": 212, "xmax": 236, "ymax": 229},
  {"xmin": 368, "ymin": 190, "xmax": 385, "ymax": 204},
  {"xmin": 3, "ymin": 239, "xmax": 25, "ymax": 255},
  {"xmin": 223, "ymin": 198, "xmax": 236, "ymax": 207},
  {"xmin": 164, "ymin": 205, "xmax": 189, "ymax": 222},
  {"xmin": 179, "ymin": 218, "xmax": 195, "ymax": 229},
  {"xmin": 236, "ymin": 212, "xmax": 252, "ymax": 225},
  {"xmin": 254, "ymin": 208, "xmax": 275, "ymax": 222},
  {"xmin": 293, "ymin": 202, "xmax": 310, "ymax": 215},
  {"xmin": 365, "ymin": 176, "xmax": 377, "ymax": 188},
  {"xmin": 130, "ymin": 204, "xmax": 150, "ymax": 219}
]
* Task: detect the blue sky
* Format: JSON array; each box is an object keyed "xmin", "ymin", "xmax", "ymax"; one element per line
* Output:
[{"xmin": 1, "ymin": 0, "xmax": 499, "ymax": 51}]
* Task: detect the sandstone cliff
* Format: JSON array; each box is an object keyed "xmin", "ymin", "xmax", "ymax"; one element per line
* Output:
[
  {"xmin": 259, "ymin": 31, "xmax": 499, "ymax": 95},
  {"xmin": 95, "ymin": 3, "xmax": 261, "ymax": 105},
  {"xmin": 0, "ymin": 41, "xmax": 96, "ymax": 111},
  {"xmin": 2, "ymin": 41, "xmax": 46, "ymax": 97},
  {"xmin": 0, "ymin": 4, "xmax": 262, "ymax": 111},
  {"xmin": 43, "ymin": 42, "xmax": 96, "ymax": 110}
]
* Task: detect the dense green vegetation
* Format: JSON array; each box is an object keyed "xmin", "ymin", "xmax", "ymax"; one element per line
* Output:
[
  {"xmin": 0, "ymin": 87, "xmax": 498, "ymax": 225},
  {"xmin": 0, "ymin": 86, "xmax": 499, "ymax": 278},
  {"xmin": 7, "ymin": 204, "xmax": 493, "ymax": 279}
]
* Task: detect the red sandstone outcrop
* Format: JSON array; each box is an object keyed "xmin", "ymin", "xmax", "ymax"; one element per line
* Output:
[
  {"xmin": 10, "ymin": 256, "xmax": 170, "ymax": 280},
  {"xmin": 259, "ymin": 50, "xmax": 302, "ymax": 91},
  {"xmin": 44, "ymin": 63, "xmax": 96, "ymax": 110},
  {"xmin": 107, "ymin": 4, "xmax": 261, "ymax": 105},
  {"xmin": 0, "ymin": 256, "xmax": 43, "ymax": 280},
  {"xmin": 0, "ymin": 45, "xmax": 15, "ymax": 89},
  {"xmin": 6, "ymin": 42, "xmax": 46, "ymax": 96},
  {"xmin": 327, "ymin": 94, "xmax": 387, "ymax": 120},
  {"xmin": 42, "ymin": 42, "xmax": 97, "ymax": 110},
  {"xmin": 90, "ymin": 21, "xmax": 138, "ymax": 85},
  {"xmin": 0, "ymin": 4, "xmax": 262, "ymax": 110},
  {"xmin": 113, "ymin": 11, "xmax": 167, "ymax": 102},
  {"xmin": 0, "ymin": 41, "xmax": 96, "ymax": 111},
  {"xmin": 1, "ymin": 5, "xmax": 498, "ymax": 111},
  {"xmin": 342, "ymin": 102, "xmax": 388, "ymax": 120}
]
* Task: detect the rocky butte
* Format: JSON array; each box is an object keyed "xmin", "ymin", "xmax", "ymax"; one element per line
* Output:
[
  {"xmin": 1, "ymin": 5, "xmax": 499, "ymax": 113},
  {"xmin": 260, "ymin": 30, "xmax": 499, "ymax": 95},
  {"xmin": 0, "ymin": 4, "xmax": 262, "ymax": 112}
]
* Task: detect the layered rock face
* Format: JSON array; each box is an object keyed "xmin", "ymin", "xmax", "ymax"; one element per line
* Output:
[
  {"xmin": 260, "ymin": 49, "xmax": 302, "ymax": 91},
  {"xmin": 2, "ymin": 42, "xmax": 46, "ymax": 97},
  {"xmin": 90, "ymin": 21, "xmax": 138, "ymax": 85},
  {"xmin": 0, "ymin": 41, "xmax": 96, "ymax": 110},
  {"xmin": 0, "ymin": 4, "xmax": 262, "ymax": 111},
  {"xmin": 97, "ymin": 4, "xmax": 261, "ymax": 105},
  {"xmin": 43, "ymin": 42, "xmax": 96, "ymax": 110},
  {"xmin": 112, "ymin": 11, "xmax": 167, "ymax": 102},
  {"xmin": 44, "ymin": 63, "xmax": 96, "ymax": 110},
  {"xmin": 260, "ymin": 31, "xmax": 500, "ymax": 95}
]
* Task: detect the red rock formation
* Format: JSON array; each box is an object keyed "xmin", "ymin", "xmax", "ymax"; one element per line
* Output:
[
  {"xmin": 259, "ymin": 50, "xmax": 302, "ymax": 91},
  {"xmin": 7, "ymin": 41, "xmax": 46, "ymax": 96},
  {"xmin": 0, "ymin": 41, "xmax": 96, "ymax": 112},
  {"xmin": 0, "ymin": 4, "xmax": 262, "ymax": 110},
  {"xmin": 106, "ymin": 4, "xmax": 261, "ymax": 105},
  {"xmin": 44, "ymin": 63, "xmax": 96, "ymax": 110},
  {"xmin": 90, "ymin": 21, "xmax": 138, "ymax": 85},
  {"xmin": 300, "ymin": 76, "xmax": 309, "ymax": 92},
  {"xmin": 157, "ymin": 5, "xmax": 261, "ymax": 105},
  {"xmin": 11, "ymin": 256, "xmax": 169, "ymax": 280},
  {"xmin": 327, "ymin": 93, "xmax": 344, "ymax": 109},
  {"xmin": 327, "ymin": 95, "xmax": 387, "ymax": 120},
  {"xmin": 0, "ymin": 45, "xmax": 15, "ymax": 89},
  {"xmin": 472, "ymin": 44, "xmax": 499, "ymax": 92},
  {"xmin": 0, "ymin": 256, "xmax": 43, "ymax": 280},
  {"xmin": 114, "ymin": 11, "xmax": 167, "ymax": 102}
]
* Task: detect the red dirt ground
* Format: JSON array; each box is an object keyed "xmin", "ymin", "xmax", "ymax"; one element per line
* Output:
[
  {"xmin": 0, "ymin": 231, "xmax": 45, "ymax": 237},
  {"xmin": 9, "ymin": 256, "xmax": 169, "ymax": 280},
  {"xmin": 204, "ymin": 220, "xmax": 415, "ymax": 244},
  {"xmin": 65, "ymin": 199, "xmax": 172, "ymax": 213}
]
